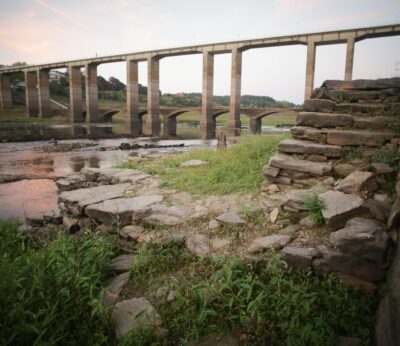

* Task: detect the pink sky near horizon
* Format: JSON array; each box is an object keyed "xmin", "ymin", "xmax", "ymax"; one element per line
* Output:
[{"xmin": 1, "ymin": 0, "xmax": 399, "ymax": 103}]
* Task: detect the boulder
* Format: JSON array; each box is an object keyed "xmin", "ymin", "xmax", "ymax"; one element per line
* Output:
[
  {"xmin": 280, "ymin": 246, "xmax": 320, "ymax": 269},
  {"xmin": 318, "ymin": 190, "xmax": 366, "ymax": 229},
  {"xmin": 369, "ymin": 163, "xmax": 395, "ymax": 175},
  {"xmin": 247, "ymin": 235, "xmax": 292, "ymax": 254},
  {"xmin": 335, "ymin": 171, "xmax": 377, "ymax": 196},
  {"xmin": 103, "ymin": 272, "xmax": 131, "ymax": 305},
  {"xmin": 363, "ymin": 198, "xmax": 391, "ymax": 223},
  {"xmin": 85, "ymin": 195, "xmax": 163, "ymax": 226},
  {"xmin": 119, "ymin": 224, "xmax": 145, "ymax": 240},
  {"xmin": 333, "ymin": 163, "xmax": 357, "ymax": 178},
  {"xmin": 186, "ymin": 233, "xmax": 211, "ymax": 258},
  {"xmin": 284, "ymin": 189, "xmax": 310, "ymax": 211},
  {"xmin": 216, "ymin": 210, "xmax": 246, "ymax": 225},
  {"xmin": 270, "ymin": 154, "xmax": 332, "ymax": 176},
  {"xmin": 112, "ymin": 298, "xmax": 162, "ymax": 339},
  {"xmin": 110, "ymin": 254, "xmax": 135, "ymax": 273},
  {"xmin": 329, "ymin": 218, "xmax": 389, "ymax": 263},
  {"xmin": 262, "ymin": 164, "xmax": 281, "ymax": 178},
  {"xmin": 297, "ymin": 112, "xmax": 353, "ymax": 128}
]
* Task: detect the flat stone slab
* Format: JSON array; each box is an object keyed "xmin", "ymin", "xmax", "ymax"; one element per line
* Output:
[
  {"xmin": 330, "ymin": 218, "xmax": 389, "ymax": 264},
  {"xmin": 180, "ymin": 159, "xmax": 208, "ymax": 167},
  {"xmin": 110, "ymin": 254, "xmax": 135, "ymax": 273},
  {"xmin": 60, "ymin": 183, "xmax": 131, "ymax": 210},
  {"xmin": 291, "ymin": 126, "xmax": 327, "ymax": 143},
  {"xmin": 216, "ymin": 210, "xmax": 246, "ymax": 225},
  {"xmin": 143, "ymin": 204, "xmax": 193, "ymax": 225},
  {"xmin": 278, "ymin": 139, "xmax": 342, "ymax": 158},
  {"xmin": 326, "ymin": 130, "xmax": 395, "ymax": 146},
  {"xmin": 112, "ymin": 298, "xmax": 162, "ymax": 339},
  {"xmin": 186, "ymin": 233, "xmax": 211, "ymax": 258},
  {"xmin": 270, "ymin": 154, "xmax": 332, "ymax": 176},
  {"xmin": 318, "ymin": 190, "xmax": 366, "ymax": 230},
  {"xmin": 81, "ymin": 167, "xmax": 150, "ymax": 184},
  {"xmin": 248, "ymin": 235, "xmax": 292, "ymax": 254},
  {"xmin": 85, "ymin": 195, "xmax": 163, "ymax": 225},
  {"xmin": 297, "ymin": 112, "xmax": 353, "ymax": 128},
  {"xmin": 302, "ymin": 99, "xmax": 336, "ymax": 113},
  {"xmin": 280, "ymin": 246, "xmax": 320, "ymax": 270},
  {"xmin": 335, "ymin": 171, "xmax": 377, "ymax": 195}
]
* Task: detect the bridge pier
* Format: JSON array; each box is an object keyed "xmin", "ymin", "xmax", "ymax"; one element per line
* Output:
[
  {"xmin": 126, "ymin": 59, "xmax": 140, "ymax": 136},
  {"xmin": 304, "ymin": 41, "xmax": 316, "ymax": 100},
  {"xmin": 229, "ymin": 48, "xmax": 242, "ymax": 135},
  {"xmin": 201, "ymin": 51, "xmax": 214, "ymax": 140},
  {"xmin": 146, "ymin": 56, "xmax": 161, "ymax": 136},
  {"xmin": 85, "ymin": 63, "xmax": 98, "ymax": 124},
  {"xmin": 69, "ymin": 66, "xmax": 84, "ymax": 123},
  {"xmin": 250, "ymin": 117, "xmax": 261, "ymax": 134},
  {"xmin": 0, "ymin": 75, "xmax": 12, "ymax": 110},
  {"xmin": 25, "ymin": 71, "xmax": 39, "ymax": 117},
  {"xmin": 344, "ymin": 36, "xmax": 355, "ymax": 81},
  {"xmin": 163, "ymin": 116, "xmax": 176, "ymax": 138},
  {"xmin": 38, "ymin": 69, "xmax": 51, "ymax": 118}
]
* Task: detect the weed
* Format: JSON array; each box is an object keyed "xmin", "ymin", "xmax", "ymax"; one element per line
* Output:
[
  {"xmin": 370, "ymin": 147, "xmax": 400, "ymax": 167},
  {"xmin": 303, "ymin": 193, "xmax": 325, "ymax": 225}
]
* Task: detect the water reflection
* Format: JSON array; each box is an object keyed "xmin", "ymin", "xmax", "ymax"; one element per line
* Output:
[{"xmin": 70, "ymin": 155, "xmax": 100, "ymax": 172}]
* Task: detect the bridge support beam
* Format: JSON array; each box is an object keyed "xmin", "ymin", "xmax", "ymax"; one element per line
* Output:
[
  {"xmin": 0, "ymin": 75, "xmax": 12, "ymax": 110},
  {"xmin": 250, "ymin": 118, "xmax": 261, "ymax": 134},
  {"xmin": 304, "ymin": 41, "xmax": 316, "ymax": 100},
  {"xmin": 201, "ymin": 51, "xmax": 214, "ymax": 140},
  {"xmin": 147, "ymin": 56, "xmax": 161, "ymax": 136},
  {"xmin": 163, "ymin": 117, "xmax": 176, "ymax": 138},
  {"xmin": 69, "ymin": 66, "xmax": 84, "ymax": 123},
  {"xmin": 25, "ymin": 71, "xmax": 39, "ymax": 117},
  {"xmin": 127, "ymin": 59, "xmax": 141, "ymax": 136},
  {"xmin": 85, "ymin": 63, "xmax": 98, "ymax": 124},
  {"xmin": 37, "ymin": 69, "xmax": 51, "ymax": 118},
  {"xmin": 229, "ymin": 48, "xmax": 242, "ymax": 135},
  {"xmin": 344, "ymin": 37, "xmax": 355, "ymax": 81}
]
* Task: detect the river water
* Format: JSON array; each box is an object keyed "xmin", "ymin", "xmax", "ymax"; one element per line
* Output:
[{"xmin": 0, "ymin": 124, "xmax": 289, "ymax": 220}]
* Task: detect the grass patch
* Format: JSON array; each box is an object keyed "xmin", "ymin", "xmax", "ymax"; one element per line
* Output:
[
  {"xmin": 0, "ymin": 220, "xmax": 116, "ymax": 345},
  {"xmin": 303, "ymin": 194, "xmax": 325, "ymax": 225},
  {"xmin": 0, "ymin": 107, "xmax": 67, "ymax": 125},
  {"xmin": 370, "ymin": 147, "xmax": 400, "ymax": 168},
  {"xmin": 117, "ymin": 134, "xmax": 288, "ymax": 195}
]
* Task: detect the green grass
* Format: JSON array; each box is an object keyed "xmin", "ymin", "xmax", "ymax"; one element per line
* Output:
[
  {"xmin": 0, "ymin": 107, "xmax": 67, "ymax": 125},
  {"xmin": 117, "ymin": 134, "xmax": 288, "ymax": 195},
  {"xmin": 303, "ymin": 193, "xmax": 326, "ymax": 225},
  {"xmin": 0, "ymin": 220, "xmax": 116, "ymax": 345},
  {"xmin": 370, "ymin": 147, "xmax": 400, "ymax": 167}
]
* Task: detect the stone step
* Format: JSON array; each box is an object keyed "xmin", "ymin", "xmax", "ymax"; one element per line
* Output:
[
  {"xmin": 291, "ymin": 126, "xmax": 397, "ymax": 146},
  {"xmin": 353, "ymin": 116, "xmax": 393, "ymax": 130},
  {"xmin": 335, "ymin": 103, "xmax": 385, "ymax": 115},
  {"xmin": 269, "ymin": 154, "xmax": 332, "ymax": 176},
  {"xmin": 322, "ymin": 78, "xmax": 400, "ymax": 90},
  {"xmin": 297, "ymin": 111, "xmax": 353, "ymax": 128},
  {"xmin": 278, "ymin": 139, "xmax": 342, "ymax": 158},
  {"xmin": 302, "ymin": 99, "xmax": 336, "ymax": 113}
]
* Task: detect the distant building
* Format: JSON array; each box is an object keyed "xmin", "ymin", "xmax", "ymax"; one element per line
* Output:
[{"xmin": 49, "ymin": 70, "xmax": 66, "ymax": 82}]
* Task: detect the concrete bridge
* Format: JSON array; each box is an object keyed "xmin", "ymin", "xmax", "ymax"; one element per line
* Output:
[{"xmin": 0, "ymin": 23, "xmax": 399, "ymax": 139}]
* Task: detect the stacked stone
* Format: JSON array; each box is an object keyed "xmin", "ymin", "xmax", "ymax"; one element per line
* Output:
[{"xmin": 262, "ymin": 77, "xmax": 400, "ymax": 188}]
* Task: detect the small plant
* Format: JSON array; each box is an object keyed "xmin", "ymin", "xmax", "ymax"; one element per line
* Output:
[
  {"xmin": 370, "ymin": 147, "xmax": 400, "ymax": 168},
  {"xmin": 303, "ymin": 193, "xmax": 325, "ymax": 225}
]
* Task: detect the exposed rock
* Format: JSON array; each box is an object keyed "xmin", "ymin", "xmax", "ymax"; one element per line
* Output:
[
  {"xmin": 335, "ymin": 171, "xmax": 377, "ymax": 196},
  {"xmin": 326, "ymin": 130, "xmax": 395, "ymax": 147},
  {"xmin": 25, "ymin": 209, "xmax": 62, "ymax": 226},
  {"xmin": 103, "ymin": 272, "xmax": 131, "ymax": 305},
  {"xmin": 85, "ymin": 195, "xmax": 163, "ymax": 226},
  {"xmin": 262, "ymin": 164, "xmax": 280, "ymax": 178},
  {"xmin": 278, "ymin": 139, "xmax": 342, "ymax": 157},
  {"xmin": 208, "ymin": 220, "xmax": 221, "ymax": 230},
  {"xmin": 333, "ymin": 163, "xmax": 357, "ymax": 178},
  {"xmin": 329, "ymin": 218, "xmax": 389, "ymax": 263},
  {"xmin": 335, "ymin": 273, "xmax": 378, "ymax": 292},
  {"xmin": 216, "ymin": 210, "xmax": 246, "ymax": 225},
  {"xmin": 278, "ymin": 224, "xmax": 301, "ymax": 236},
  {"xmin": 387, "ymin": 196, "xmax": 400, "ymax": 230},
  {"xmin": 323, "ymin": 77, "xmax": 400, "ymax": 90},
  {"xmin": 297, "ymin": 112, "xmax": 353, "ymax": 128},
  {"xmin": 60, "ymin": 183, "xmax": 131, "ymax": 213},
  {"xmin": 302, "ymin": 99, "xmax": 336, "ymax": 113},
  {"xmin": 112, "ymin": 298, "xmax": 162, "ymax": 339},
  {"xmin": 119, "ymin": 224, "xmax": 145, "ymax": 240},
  {"xmin": 63, "ymin": 215, "xmax": 81, "ymax": 233},
  {"xmin": 248, "ymin": 235, "xmax": 293, "ymax": 254},
  {"xmin": 291, "ymin": 126, "xmax": 327, "ymax": 143},
  {"xmin": 211, "ymin": 238, "xmax": 231, "ymax": 252},
  {"xmin": 285, "ymin": 189, "xmax": 310, "ymax": 211},
  {"xmin": 318, "ymin": 190, "xmax": 366, "ymax": 229},
  {"xmin": 270, "ymin": 154, "xmax": 332, "ymax": 176},
  {"xmin": 186, "ymin": 234, "xmax": 211, "ymax": 258},
  {"xmin": 374, "ymin": 193, "xmax": 391, "ymax": 204},
  {"xmin": 280, "ymin": 246, "xmax": 319, "ymax": 269},
  {"xmin": 180, "ymin": 159, "xmax": 208, "ymax": 167},
  {"xmin": 143, "ymin": 204, "xmax": 193, "ymax": 225},
  {"xmin": 300, "ymin": 216, "xmax": 316, "ymax": 227},
  {"xmin": 81, "ymin": 167, "xmax": 150, "ymax": 184},
  {"xmin": 266, "ymin": 184, "xmax": 280, "ymax": 193},
  {"xmin": 314, "ymin": 246, "xmax": 385, "ymax": 282},
  {"xmin": 110, "ymin": 254, "xmax": 135, "ymax": 273},
  {"xmin": 363, "ymin": 198, "xmax": 391, "ymax": 223},
  {"xmin": 269, "ymin": 207, "xmax": 280, "ymax": 224}
]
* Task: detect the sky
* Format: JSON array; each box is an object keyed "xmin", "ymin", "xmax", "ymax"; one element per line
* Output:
[{"xmin": 0, "ymin": 0, "xmax": 399, "ymax": 104}]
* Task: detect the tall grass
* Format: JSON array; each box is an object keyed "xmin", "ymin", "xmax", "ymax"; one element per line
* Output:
[
  {"xmin": 118, "ymin": 134, "xmax": 287, "ymax": 195},
  {"xmin": 0, "ymin": 220, "xmax": 116, "ymax": 345}
]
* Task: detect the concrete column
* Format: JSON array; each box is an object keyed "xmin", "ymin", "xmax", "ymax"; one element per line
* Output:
[
  {"xmin": 0, "ymin": 75, "xmax": 12, "ymax": 110},
  {"xmin": 250, "ymin": 118, "xmax": 262, "ymax": 134},
  {"xmin": 146, "ymin": 56, "xmax": 161, "ymax": 136},
  {"xmin": 304, "ymin": 41, "xmax": 316, "ymax": 100},
  {"xmin": 163, "ymin": 116, "xmax": 176, "ymax": 138},
  {"xmin": 85, "ymin": 63, "xmax": 98, "ymax": 124},
  {"xmin": 126, "ymin": 59, "xmax": 140, "ymax": 136},
  {"xmin": 37, "ymin": 69, "xmax": 51, "ymax": 118},
  {"xmin": 344, "ymin": 37, "xmax": 355, "ymax": 81},
  {"xmin": 25, "ymin": 71, "xmax": 39, "ymax": 117},
  {"xmin": 69, "ymin": 66, "xmax": 84, "ymax": 123},
  {"xmin": 229, "ymin": 48, "xmax": 242, "ymax": 133},
  {"xmin": 201, "ymin": 52, "xmax": 214, "ymax": 140}
]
